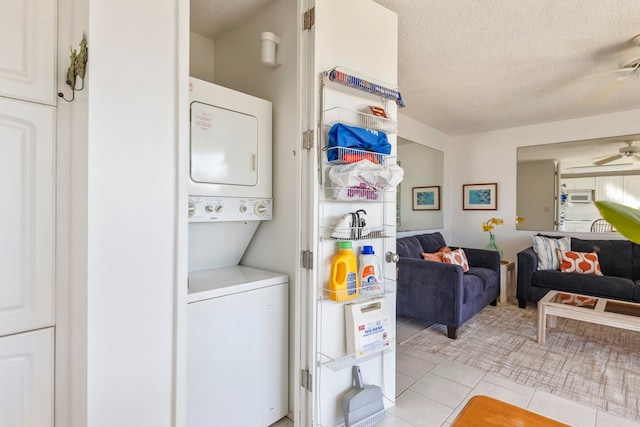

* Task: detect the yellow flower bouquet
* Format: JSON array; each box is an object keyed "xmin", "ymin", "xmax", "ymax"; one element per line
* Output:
[{"xmin": 482, "ymin": 217, "xmax": 504, "ymax": 233}]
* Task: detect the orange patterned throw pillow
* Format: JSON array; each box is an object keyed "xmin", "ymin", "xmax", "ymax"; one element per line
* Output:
[
  {"xmin": 421, "ymin": 246, "xmax": 452, "ymax": 262},
  {"xmin": 556, "ymin": 250, "xmax": 603, "ymax": 276},
  {"xmin": 421, "ymin": 252, "xmax": 444, "ymax": 262},
  {"xmin": 442, "ymin": 248, "xmax": 470, "ymax": 272}
]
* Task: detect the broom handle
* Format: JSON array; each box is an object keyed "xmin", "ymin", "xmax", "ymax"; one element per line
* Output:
[{"xmin": 353, "ymin": 365, "xmax": 364, "ymax": 389}]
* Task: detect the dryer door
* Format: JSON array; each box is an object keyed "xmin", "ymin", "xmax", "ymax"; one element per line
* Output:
[{"xmin": 190, "ymin": 101, "xmax": 258, "ymax": 186}]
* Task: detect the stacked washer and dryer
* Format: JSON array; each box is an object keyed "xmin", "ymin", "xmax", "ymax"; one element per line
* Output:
[{"xmin": 187, "ymin": 77, "xmax": 288, "ymax": 427}]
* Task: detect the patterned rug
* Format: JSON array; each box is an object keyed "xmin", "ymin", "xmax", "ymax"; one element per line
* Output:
[{"xmin": 399, "ymin": 304, "xmax": 640, "ymax": 421}]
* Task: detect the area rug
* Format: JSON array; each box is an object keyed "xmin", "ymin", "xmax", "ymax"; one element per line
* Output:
[{"xmin": 399, "ymin": 304, "xmax": 640, "ymax": 421}]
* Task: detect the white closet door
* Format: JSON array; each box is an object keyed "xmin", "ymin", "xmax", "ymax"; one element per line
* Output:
[
  {"xmin": 0, "ymin": 97, "xmax": 55, "ymax": 336},
  {"xmin": 0, "ymin": 0, "xmax": 57, "ymax": 104},
  {"xmin": 0, "ymin": 328, "xmax": 54, "ymax": 427},
  {"xmin": 624, "ymin": 175, "xmax": 640, "ymax": 209},
  {"xmin": 595, "ymin": 176, "xmax": 625, "ymax": 204}
]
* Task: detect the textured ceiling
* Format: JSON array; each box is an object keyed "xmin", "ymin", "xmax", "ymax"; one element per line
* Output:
[
  {"xmin": 190, "ymin": 0, "xmax": 274, "ymax": 40},
  {"xmin": 191, "ymin": 0, "xmax": 640, "ymax": 136},
  {"xmin": 374, "ymin": 0, "xmax": 640, "ymax": 135}
]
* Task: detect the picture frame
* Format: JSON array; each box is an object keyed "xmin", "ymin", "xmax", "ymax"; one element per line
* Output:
[
  {"xmin": 463, "ymin": 183, "xmax": 498, "ymax": 210},
  {"xmin": 412, "ymin": 186, "xmax": 440, "ymax": 211}
]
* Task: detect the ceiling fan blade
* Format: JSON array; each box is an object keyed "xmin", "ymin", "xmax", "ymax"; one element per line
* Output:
[
  {"xmin": 594, "ymin": 154, "xmax": 623, "ymax": 166},
  {"xmin": 539, "ymin": 65, "xmax": 637, "ymax": 98},
  {"xmin": 580, "ymin": 65, "xmax": 638, "ymax": 81},
  {"xmin": 583, "ymin": 78, "xmax": 627, "ymax": 107}
]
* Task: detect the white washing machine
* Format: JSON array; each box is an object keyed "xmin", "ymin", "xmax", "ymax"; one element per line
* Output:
[
  {"xmin": 187, "ymin": 266, "xmax": 288, "ymax": 427},
  {"xmin": 186, "ymin": 78, "xmax": 288, "ymax": 426}
]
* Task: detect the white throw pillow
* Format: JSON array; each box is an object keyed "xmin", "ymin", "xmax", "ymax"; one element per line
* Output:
[
  {"xmin": 442, "ymin": 248, "xmax": 470, "ymax": 272},
  {"xmin": 531, "ymin": 235, "xmax": 571, "ymax": 271}
]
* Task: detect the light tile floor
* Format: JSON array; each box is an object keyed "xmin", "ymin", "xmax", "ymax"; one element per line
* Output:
[
  {"xmin": 388, "ymin": 316, "xmax": 640, "ymax": 427},
  {"xmin": 270, "ymin": 316, "xmax": 640, "ymax": 427}
]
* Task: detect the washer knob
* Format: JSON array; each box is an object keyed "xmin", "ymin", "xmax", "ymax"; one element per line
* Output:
[
  {"xmin": 188, "ymin": 200, "xmax": 196, "ymax": 217},
  {"xmin": 239, "ymin": 205, "xmax": 247, "ymax": 213},
  {"xmin": 254, "ymin": 202, "xmax": 268, "ymax": 217},
  {"xmin": 205, "ymin": 205, "xmax": 215, "ymax": 213},
  {"xmin": 215, "ymin": 205, "xmax": 223, "ymax": 213}
]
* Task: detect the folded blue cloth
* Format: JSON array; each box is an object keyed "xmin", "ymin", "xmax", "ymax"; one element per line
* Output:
[{"xmin": 327, "ymin": 123, "xmax": 391, "ymax": 161}]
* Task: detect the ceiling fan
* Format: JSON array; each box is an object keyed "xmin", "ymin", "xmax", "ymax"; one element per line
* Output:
[
  {"xmin": 593, "ymin": 141, "xmax": 640, "ymax": 165},
  {"xmin": 546, "ymin": 34, "xmax": 640, "ymax": 102},
  {"xmin": 563, "ymin": 34, "xmax": 640, "ymax": 108},
  {"xmin": 587, "ymin": 34, "xmax": 640, "ymax": 80}
]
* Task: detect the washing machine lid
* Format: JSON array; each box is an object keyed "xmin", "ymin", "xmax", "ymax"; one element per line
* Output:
[
  {"xmin": 187, "ymin": 265, "xmax": 288, "ymax": 302},
  {"xmin": 190, "ymin": 101, "xmax": 258, "ymax": 186}
]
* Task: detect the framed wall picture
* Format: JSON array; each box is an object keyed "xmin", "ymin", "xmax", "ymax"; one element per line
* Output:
[
  {"xmin": 412, "ymin": 186, "xmax": 440, "ymax": 211},
  {"xmin": 463, "ymin": 183, "xmax": 498, "ymax": 210}
]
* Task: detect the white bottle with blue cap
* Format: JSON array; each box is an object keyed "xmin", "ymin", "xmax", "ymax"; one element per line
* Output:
[{"xmin": 359, "ymin": 245, "xmax": 383, "ymax": 296}]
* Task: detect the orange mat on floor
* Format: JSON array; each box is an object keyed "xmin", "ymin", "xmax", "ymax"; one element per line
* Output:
[{"xmin": 452, "ymin": 395, "xmax": 570, "ymax": 426}]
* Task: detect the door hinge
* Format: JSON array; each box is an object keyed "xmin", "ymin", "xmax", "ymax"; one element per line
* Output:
[
  {"xmin": 301, "ymin": 250, "xmax": 313, "ymax": 270},
  {"xmin": 303, "ymin": 7, "xmax": 315, "ymax": 31},
  {"xmin": 301, "ymin": 369, "xmax": 313, "ymax": 391},
  {"xmin": 302, "ymin": 129, "xmax": 314, "ymax": 150}
]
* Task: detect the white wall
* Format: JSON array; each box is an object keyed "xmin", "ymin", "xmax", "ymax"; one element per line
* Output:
[
  {"xmin": 397, "ymin": 114, "xmax": 454, "ymax": 241},
  {"xmin": 449, "ymin": 108, "xmax": 640, "ymax": 262},
  {"xmin": 189, "ymin": 32, "xmax": 214, "ymax": 82},
  {"xmin": 82, "ymin": 1, "xmax": 180, "ymax": 426},
  {"xmin": 214, "ymin": 0, "xmax": 299, "ymax": 276}
]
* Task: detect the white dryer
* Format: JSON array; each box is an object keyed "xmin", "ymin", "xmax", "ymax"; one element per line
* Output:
[
  {"xmin": 188, "ymin": 77, "xmax": 273, "ymax": 271},
  {"xmin": 188, "ymin": 77, "xmax": 272, "ymax": 199}
]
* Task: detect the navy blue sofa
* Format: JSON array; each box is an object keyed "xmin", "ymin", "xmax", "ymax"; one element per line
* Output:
[
  {"xmin": 517, "ymin": 237, "xmax": 640, "ymax": 308},
  {"xmin": 396, "ymin": 232, "xmax": 500, "ymax": 339}
]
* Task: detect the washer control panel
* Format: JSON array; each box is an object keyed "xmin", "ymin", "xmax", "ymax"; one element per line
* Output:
[{"xmin": 188, "ymin": 196, "xmax": 273, "ymax": 222}]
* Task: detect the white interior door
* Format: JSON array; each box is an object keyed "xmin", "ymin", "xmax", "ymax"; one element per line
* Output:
[
  {"xmin": 0, "ymin": 0, "xmax": 57, "ymax": 105},
  {"xmin": 624, "ymin": 175, "xmax": 640, "ymax": 209},
  {"xmin": 516, "ymin": 160, "xmax": 557, "ymax": 231},
  {"xmin": 305, "ymin": 1, "xmax": 399, "ymax": 425},
  {"xmin": 0, "ymin": 327, "xmax": 54, "ymax": 427},
  {"xmin": 0, "ymin": 97, "xmax": 55, "ymax": 336}
]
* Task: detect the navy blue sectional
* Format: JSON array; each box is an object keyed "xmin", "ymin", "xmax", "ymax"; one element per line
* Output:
[
  {"xmin": 517, "ymin": 237, "xmax": 640, "ymax": 308},
  {"xmin": 396, "ymin": 232, "xmax": 500, "ymax": 339}
]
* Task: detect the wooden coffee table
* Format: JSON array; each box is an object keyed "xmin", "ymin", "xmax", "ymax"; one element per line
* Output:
[
  {"xmin": 452, "ymin": 395, "xmax": 569, "ymax": 426},
  {"xmin": 537, "ymin": 290, "xmax": 640, "ymax": 345}
]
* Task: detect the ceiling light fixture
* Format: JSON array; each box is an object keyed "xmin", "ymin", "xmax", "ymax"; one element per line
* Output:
[{"xmin": 259, "ymin": 32, "xmax": 282, "ymax": 68}]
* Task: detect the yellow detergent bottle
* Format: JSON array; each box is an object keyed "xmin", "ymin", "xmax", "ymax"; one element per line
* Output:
[{"xmin": 329, "ymin": 241, "xmax": 359, "ymax": 302}]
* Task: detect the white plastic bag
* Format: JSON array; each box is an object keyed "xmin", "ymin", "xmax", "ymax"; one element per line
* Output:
[{"xmin": 328, "ymin": 159, "xmax": 404, "ymax": 190}]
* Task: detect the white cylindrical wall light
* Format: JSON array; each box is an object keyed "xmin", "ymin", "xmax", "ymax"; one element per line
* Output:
[{"xmin": 260, "ymin": 32, "xmax": 282, "ymax": 68}]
